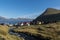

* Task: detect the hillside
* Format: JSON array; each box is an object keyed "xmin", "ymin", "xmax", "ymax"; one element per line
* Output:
[
  {"xmin": 13, "ymin": 23, "xmax": 60, "ymax": 40},
  {"xmin": 33, "ymin": 8, "xmax": 60, "ymax": 24},
  {"xmin": 0, "ymin": 25, "xmax": 23, "ymax": 40},
  {"xmin": 42, "ymin": 8, "xmax": 60, "ymax": 15},
  {"xmin": 0, "ymin": 22, "xmax": 60, "ymax": 40}
]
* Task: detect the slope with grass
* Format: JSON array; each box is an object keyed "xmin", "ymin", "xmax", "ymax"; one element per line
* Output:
[
  {"xmin": 33, "ymin": 8, "xmax": 60, "ymax": 23},
  {"xmin": 0, "ymin": 23, "xmax": 60, "ymax": 40},
  {"xmin": 13, "ymin": 23, "xmax": 60, "ymax": 40},
  {"xmin": 0, "ymin": 25, "xmax": 23, "ymax": 40}
]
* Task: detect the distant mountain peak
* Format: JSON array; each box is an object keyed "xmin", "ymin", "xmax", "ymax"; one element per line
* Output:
[
  {"xmin": 46, "ymin": 8, "xmax": 58, "ymax": 10},
  {"xmin": 42, "ymin": 8, "xmax": 60, "ymax": 15},
  {"xmin": 0, "ymin": 16, "xmax": 33, "ymax": 21},
  {"xmin": 0, "ymin": 16, "xmax": 7, "ymax": 19}
]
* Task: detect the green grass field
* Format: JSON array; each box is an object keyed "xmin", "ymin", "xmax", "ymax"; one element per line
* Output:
[
  {"xmin": 0, "ymin": 25, "xmax": 23, "ymax": 40},
  {"xmin": 0, "ymin": 23, "xmax": 60, "ymax": 40},
  {"xmin": 13, "ymin": 23, "xmax": 60, "ymax": 40}
]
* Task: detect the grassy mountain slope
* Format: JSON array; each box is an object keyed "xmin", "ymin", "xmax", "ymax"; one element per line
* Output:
[
  {"xmin": 13, "ymin": 23, "xmax": 60, "ymax": 40},
  {"xmin": 33, "ymin": 8, "xmax": 60, "ymax": 23}
]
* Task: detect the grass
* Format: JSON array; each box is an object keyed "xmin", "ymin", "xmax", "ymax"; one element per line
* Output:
[
  {"xmin": 13, "ymin": 23, "xmax": 60, "ymax": 40},
  {"xmin": 0, "ymin": 25, "xmax": 23, "ymax": 40},
  {"xmin": 0, "ymin": 23, "xmax": 60, "ymax": 40}
]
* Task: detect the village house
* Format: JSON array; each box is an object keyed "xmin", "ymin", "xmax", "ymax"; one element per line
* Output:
[
  {"xmin": 36, "ymin": 21, "xmax": 42, "ymax": 25},
  {"xmin": 14, "ymin": 22, "xmax": 31, "ymax": 27}
]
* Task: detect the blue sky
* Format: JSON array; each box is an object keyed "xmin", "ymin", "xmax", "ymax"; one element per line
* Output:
[{"xmin": 0, "ymin": 0, "xmax": 60, "ymax": 19}]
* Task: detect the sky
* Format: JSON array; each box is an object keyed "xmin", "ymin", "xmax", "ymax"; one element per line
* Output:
[{"xmin": 0, "ymin": 0, "xmax": 60, "ymax": 19}]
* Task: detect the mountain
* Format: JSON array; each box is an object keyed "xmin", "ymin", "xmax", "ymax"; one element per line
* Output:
[
  {"xmin": 33, "ymin": 8, "xmax": 60, "ymax": 24},
  {"xmin": 0, "ymin": 17, "xmax": 33, "ymax": 24},
  {"xmin": 42, "ymin": 8, "xmax": 60, "ymax": 15}
]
